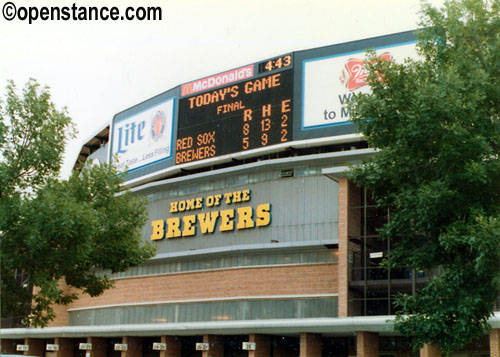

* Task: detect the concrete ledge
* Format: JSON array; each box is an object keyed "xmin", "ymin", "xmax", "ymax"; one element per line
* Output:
[{"xmin": 2, "ymin": 313, "xmax": 499, "ymax": 339}]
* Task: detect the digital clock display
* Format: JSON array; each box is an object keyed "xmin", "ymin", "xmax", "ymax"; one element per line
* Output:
[
  {"xmin": 258, "ymin": 54, "xmax": 292, "ymax": 73},
  {"xmin": 176, "ymin": 70, "xmax": 293, "ymax": 165}
]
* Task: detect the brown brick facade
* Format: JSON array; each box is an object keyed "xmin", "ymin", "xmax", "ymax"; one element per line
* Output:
[
  {"xmin": 53, "ymin": 337, "xmax": 73, "ymax": 357},
  {"xmin": 300, "ymin": 332, "xmax": 322, "ymax": 357},
  {"xmin": 59, "ymin": 264, "xmax": 337, "ymax": 315},
  {"xmin": 121, "ymin": 336, "xmax": 142, "ymax": 357},
  {"xmin": 160, "ymin": 336, "xmax": 181, "ymax": 357},
  {"xmin": 23, "ymin": 337, "xmax": 45, "ymax": 356},
  {"xmin": 420, "ymin": 344, "xmax": 441, "ymax": 357},
  {"xmin": 356, "ymin": 331, "xmax": 378, "ymax": 357},
  {"xmin": 338, "ymin": 177, "xmax": 350, "ymax": 317},
  {"xmin": 86, "ymin": 337, "xmax": 106, "ymax": 357},
  {"xmin": 30, "ymin": 281, "xmax": 72, "ymax": 327},
  {"xmin": 202, "ymin": 335, "xmax": 223, "ymax": 357},
  {"xmin": 46, "ymin": 281, "xmax": 72, "ymax": 327},
  {"xmin": 492, "ymin": 329, "xmax": 500, "ymax": 357},
  {"xmin": 248, "ymin": 334, "xmax": 270, "ymax": 357},
  {"xmin": 338, "ymin": 178, "xmax": 362, "ymax": 317}
]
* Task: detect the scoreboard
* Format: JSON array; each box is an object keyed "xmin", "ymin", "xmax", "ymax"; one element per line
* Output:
[
  {"xmin": 176, "ymin": 70, "xmax": 293, "ymax": 165},
  {"xmin": 109, "ymin": 31, "xmax": 417, "ymax": 183}
]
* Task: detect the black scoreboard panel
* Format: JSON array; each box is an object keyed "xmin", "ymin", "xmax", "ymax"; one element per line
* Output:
[{"xmin": 176, "ymin": 69, "xmax": 293, "ymax": 165}]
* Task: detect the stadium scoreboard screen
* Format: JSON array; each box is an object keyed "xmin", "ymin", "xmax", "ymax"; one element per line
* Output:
[
  {"xmin": 111, "ymin": 31, "xmax": 417, "ymax": 183},
  {"xmin": 176, "ymin": 69, "xmax": 293, "ymax": 165}
]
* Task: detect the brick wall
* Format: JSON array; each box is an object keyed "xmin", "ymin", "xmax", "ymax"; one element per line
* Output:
[
  {"xmin": 160, "ymin": 336, "xmax": 181, "ymax": 357},
  {"xmin": 249, "ymin": 334, "xmax": 270, "ymax": 357},
  {"xmin": 338, "ymin": 178, "xmax": 364, "ymax": 318},
  {"xmin": 86, "ymin": 337, "xmax": 106, "ymax": 357},
  {"xmin": 420, "ymin": 344, "xmax": 441, "ymax": 357},
  {"xmin": 62, "ymin": 264, "xmax": 337, "ymax": 312},
  {"xmin": 491, "ymin": 329, "xmax": 500, "ymax": 357},
  {"xmin": 338, "ymin": 178, "xmax": 349, "ymax": 317},
  {"xmin": 122, "ymin": 336, "xmax": 141, "ymax": 357},
  {"xmin": 356, "ymin": 332, "xmax": 378, "ymax": 357},
  {"xmin": 52, "ymin": 284, "xmax": 71, "ymax": 326},
  {"xmin": 202, "ymin": 335, "xmax": 223, "ymax": 357},
  {"xmin": 38, "ymin": 281, "xmax": 72, "ymax": 327},
  {"xmin": 53, "ymin": 337, "xmax": 73, "ymax": 357},
  {"xmin": 300, "ymin": 333, "xmax": 322, "ymax": 357}
]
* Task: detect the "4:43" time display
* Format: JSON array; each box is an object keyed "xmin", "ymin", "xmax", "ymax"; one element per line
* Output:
[{"xmin": 258, "ymin": 54, "xmax": 292, "ymax": 73}]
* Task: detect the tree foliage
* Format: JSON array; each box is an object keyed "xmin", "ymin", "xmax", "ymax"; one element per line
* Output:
[
  {"xmin": 0, "ymin": 79, "xmax": 155, "ymax": 327},
  {"xmin": 348, "ymin": 0, "xmax": 500, "ymax": 354}
]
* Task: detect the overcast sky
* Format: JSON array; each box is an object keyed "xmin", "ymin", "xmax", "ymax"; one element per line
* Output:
[{"xmin": 1, "ymin": 0, "xmax": 445, "ymax": 178}]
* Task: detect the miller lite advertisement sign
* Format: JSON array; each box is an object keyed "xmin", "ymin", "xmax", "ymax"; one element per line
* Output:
[
  {"xmin": 111, "ymin": 97, "xmax": 175, "ymax": 172},
  {"xmin": 301, "ymin": 42, "xmax": 417, "ymax": 129}
]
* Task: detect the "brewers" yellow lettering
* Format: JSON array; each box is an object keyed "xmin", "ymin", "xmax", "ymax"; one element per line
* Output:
[
  {"xmin": 256, "ymin": 203, "xmax": 271, "ymax": 227},
  {"xmin": 236, "ymin": 207, "xmax": 254, "ymax": 229},
  {"xmin": 197, "ymin": 212, "xmax": 219, "ymax": 234},
  {"xmin": 151, "ymin": 188, "xmax": 269, "ymax": 241},
  {"xmin": 219, "ymin": 209, "xmax": 235, "ymax": 232},
  {"xmin": 150, "ymin": 203, "xmax": 271, "ymax": 240},
  {"xmin": 182, "ymin": 215, "xmax": 196, "ymax": 237},
  {"xmin": 151, "ymin": 220, "xmax": 165, "ymax": 240},
  {"xmin": 166, "ymin": 218, "xmax": 181, "ymax": 238}
]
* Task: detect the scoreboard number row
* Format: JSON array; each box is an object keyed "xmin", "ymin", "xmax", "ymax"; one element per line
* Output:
[{"xmin": 177, "ymin": 69, "xmax": 293, "ymax": 165}]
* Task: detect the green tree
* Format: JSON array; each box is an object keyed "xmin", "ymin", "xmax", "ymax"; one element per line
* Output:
[
  {"xmin": 0, "ymin": 79, "xmax": 155, "ymax": 327},
  {"xmin": 348, "ymin": 0, "xmax": 500, "ymax": 354}
]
